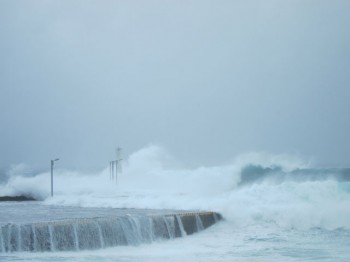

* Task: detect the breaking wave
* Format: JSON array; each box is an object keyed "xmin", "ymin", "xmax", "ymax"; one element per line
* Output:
[{"xmin": 1, "ymin": 145, "xmax": 350, "ymax": 230}]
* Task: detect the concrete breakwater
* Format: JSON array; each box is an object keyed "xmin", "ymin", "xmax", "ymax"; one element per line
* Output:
[{"xmin": 0, "ymin": 204, "xmax": 222, "ymax": 252}]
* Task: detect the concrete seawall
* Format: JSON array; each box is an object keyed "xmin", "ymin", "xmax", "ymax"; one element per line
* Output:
[{"xmin": 0, "ymin": 204, "xmax": 222, "ymax": 252}]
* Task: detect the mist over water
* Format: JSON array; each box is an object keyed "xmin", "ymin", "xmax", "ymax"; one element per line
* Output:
[
  {"xmin": 2, "ymin": 145, "xmax": 350, "ymax": 231},
  {"xmin": 1, "ymin": 146, "xmax": 350, "ymax": 261},
  {"xmin": 1, "ymin": 0, "xmax": 349, "ymax": 260}
]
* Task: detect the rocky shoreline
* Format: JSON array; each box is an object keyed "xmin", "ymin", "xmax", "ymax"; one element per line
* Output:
[{"xmin": 0, "ymin": 195, "xmax": 36, "ymax": 201}]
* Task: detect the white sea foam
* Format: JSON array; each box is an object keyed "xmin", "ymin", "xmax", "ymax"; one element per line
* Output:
[{"xmin": 1, "ymin": 145, "xmax": 350, "ymax": 230}]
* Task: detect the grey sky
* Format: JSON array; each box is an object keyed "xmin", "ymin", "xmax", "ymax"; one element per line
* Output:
[{"xmin": 0, "ymin": 0, "xmax": 349, "ymax": 170}]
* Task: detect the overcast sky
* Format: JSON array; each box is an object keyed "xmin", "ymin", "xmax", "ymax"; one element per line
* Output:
[{"xmin": 0, "ymin": 0, "xmax": 349, "ymax": 171}]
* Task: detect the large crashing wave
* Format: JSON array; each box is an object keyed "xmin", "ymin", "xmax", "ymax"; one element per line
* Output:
[
  {"xmin": 1, "ymin": 145, "xmax": 350, "ymax": 230},
  {"xmin": 239, "ymin": 164, "xmax": 350, "ymax": 185}
]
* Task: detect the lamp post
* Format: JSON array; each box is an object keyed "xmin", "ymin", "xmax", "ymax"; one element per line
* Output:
[
  {"xmin": 110, "ymin": 147, "xmax": 122, "ymax": 184},
  {"xmin": 51, "ymin": 158, "xmax": 59, "ymax": 197}
]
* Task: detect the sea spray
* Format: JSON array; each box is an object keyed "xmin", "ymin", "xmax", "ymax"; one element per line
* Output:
[
  {"xmin": 0, "ymin": 210, "xmax": 220, "ymax": 253},
  {"xmin": 195, "ymin": 215, "xmax": 204, "ymax": 232},
  {"xmin": 1, "ymin": 146, "xmax": 350, "ymax": 230},
  {"xmin": 175, "ymin": 215, "xmax": 187, "ymax": 237},
  {"xmin": 163, "ymin": 216, "xmax": 176, "ymax": 239}
]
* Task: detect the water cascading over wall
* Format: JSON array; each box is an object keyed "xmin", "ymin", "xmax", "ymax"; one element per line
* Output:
[{"xmin": 0, "ymin": 212, "xmax": 222, "ymax": 252}]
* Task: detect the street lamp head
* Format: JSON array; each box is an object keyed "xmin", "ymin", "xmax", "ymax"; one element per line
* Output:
[{"xmin": 54, "ymin": 158, "xmax": 60, "ymax": 161}]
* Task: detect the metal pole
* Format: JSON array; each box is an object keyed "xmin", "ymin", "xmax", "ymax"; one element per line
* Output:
[
  {"xmin": 51, "ymin": 160, "xmax": 54, "ymax": 197},
  {"xmin": 51, "ymin": 158, "xmax": 59, "ymax": 197},
  {"xmin": 115, "ymin": 160, "xmax": 118, "ymax": 184},
  {"xmin": 109, "ymin": 147, "xmax": 122, "ymax": 184},
  {"xmin": 116, "ymin": 147, "xmax": 122, "ymax": 184}
]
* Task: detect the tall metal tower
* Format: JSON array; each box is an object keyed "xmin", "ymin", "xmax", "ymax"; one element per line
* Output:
[{"xmin": 110, "ymin": 147, "xmax": 122, "ymax": 183}]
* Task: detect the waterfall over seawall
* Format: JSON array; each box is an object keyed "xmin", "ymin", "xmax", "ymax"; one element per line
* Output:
[{"xmin": 0, "ymin": 209, "xmax": 222, "ymax": 252}]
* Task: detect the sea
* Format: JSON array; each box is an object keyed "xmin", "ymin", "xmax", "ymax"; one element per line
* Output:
[{"xmin": 1, "ymin": 146, "xmax": 350, "ymax": 261}]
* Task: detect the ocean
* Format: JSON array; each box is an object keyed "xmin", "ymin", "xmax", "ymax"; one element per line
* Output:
[{"xmin": 1, "ymin": 146, "xmax": 350, "ymax": 261}]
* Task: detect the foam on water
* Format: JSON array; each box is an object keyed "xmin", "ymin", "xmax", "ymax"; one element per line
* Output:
[
  {"xmin": 0, "ymin": 203, "xmax": 217, "ymax": 253},
  {"xmin": 1, "ymin": 145, "xmax": 350, "ymax": 231},
  {"xmin": 2, "ymin": 221, "xmax": 350, "ymax": 262},
  {"xmin": 1, "ymin": 146, "xmax": 350, "ymax": 261}
]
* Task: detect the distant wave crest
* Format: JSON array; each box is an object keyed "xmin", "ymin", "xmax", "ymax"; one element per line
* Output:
[{"xmin": 239, "ymin": 164, "xmax": 350, "ymax": 186}]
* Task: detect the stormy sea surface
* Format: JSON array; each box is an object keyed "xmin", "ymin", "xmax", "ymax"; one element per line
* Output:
[{"xmin": 1, "ymin": 146, "xmax": 350, "ymax": 262}]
